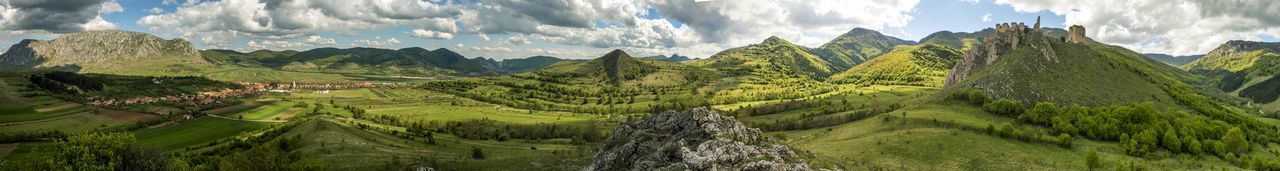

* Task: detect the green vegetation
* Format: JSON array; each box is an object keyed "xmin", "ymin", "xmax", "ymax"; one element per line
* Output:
[
  {"xmin": 829, "ymin": 44, "xmax": 962, "ymax": 86},
  {"xmin": 135, "ymin": 117, "xmax": 276, "ymax": 151}
]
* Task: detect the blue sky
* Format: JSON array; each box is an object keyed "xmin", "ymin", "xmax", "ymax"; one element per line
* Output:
[{"xmin": 1, "ymin": 0, "xmax": 1277, "ymax": 59}]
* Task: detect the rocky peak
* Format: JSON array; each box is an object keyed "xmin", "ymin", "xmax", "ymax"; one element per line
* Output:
[
  {"xmin": 586, "ymin": 107, "xmax": 811, "ymax": 171},
  {"xmin": 1216, "ymin": 40, "xmax": 1280, "ymax": 55},
  {"xmin": 945, "ymin": 18, "xmax": 1060, "ymax": 86},
  {"xmin": 0, "ymin": 30, "xmax": 207, "ymax": 73}
]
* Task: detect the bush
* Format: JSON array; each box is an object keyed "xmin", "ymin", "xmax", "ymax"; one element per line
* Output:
[
  {"xmin": 1019, "ymin": 102, "xmax": 1058, "ymax": 124},
  {"xmin": 1057, "ymin": 133, "xmax": 1073, "ymax": 147},
  {"xmin": 983, "ymin": 99, "xmax": 1024, "ymax": 117},
  {"xmin": 1086, "ymin": 150, "xmax": 1101, "ymax": 169},
  {"xmin": 1162, "ymin": 130, "xmax": 1181, "ymax": 153},
  {"xmin": 471, "ymin": 147, "xmax": 486, "ymax": 160}
]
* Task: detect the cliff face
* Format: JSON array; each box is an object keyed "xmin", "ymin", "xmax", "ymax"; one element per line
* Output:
[
  {"xmin": 586, "ymin": 107, "xmax": 811, "ymax": 171},
  {"xmin": 944, "ymin": 21, "xmax": 1059, "ymax": 87},
  {"xmin": 0, "ymin": 30, "xmax": 208, "ymax": 74}
]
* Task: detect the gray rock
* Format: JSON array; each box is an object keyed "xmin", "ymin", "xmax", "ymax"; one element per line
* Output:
[{"xmin": 586, "ymin": 107, "xmax": 812, "ymax": 171}]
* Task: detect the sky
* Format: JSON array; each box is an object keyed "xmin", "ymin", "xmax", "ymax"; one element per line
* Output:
[{"xmin": 0, "ymin": 0, "xmax": 1277, "ymax": 60}]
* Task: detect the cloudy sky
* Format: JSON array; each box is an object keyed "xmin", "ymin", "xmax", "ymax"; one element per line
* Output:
[{"xmin": 0, "ymin": 0, "xmax": 1276, "ymax": 59}]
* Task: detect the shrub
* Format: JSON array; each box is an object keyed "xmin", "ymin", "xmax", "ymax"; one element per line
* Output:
[
  {"xmin": 471, "ymin": 147, "xmax": 486, "ymax": 160},
  {"xmin": 1222, "ymin": 127, "xmax": 1248, "ymax": 154},
  {"xmin": 1086, "ymin": 150, "xmax": 1101, "ymax": 169},
  {"xmin": 983, "ymin": 99, "xmax": 1024, "ymax": 117}
]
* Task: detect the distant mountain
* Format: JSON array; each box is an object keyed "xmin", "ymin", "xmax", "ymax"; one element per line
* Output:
[
  {"xmin": 918, "ymin": 29, "xmax": 991, "ymax": 51},
  {"xmin": 641, "ymin": 54, "xmax": 692, "ymax": 62},
  {"xmin": 0, "ymin": 30, "xmax": 208, "ymax": 74},
  {"xmin": 1142, "ymin": 53, "xmax": 1203, "ymax": 67},
  {"xmin": 944, "ymin": 23, "xmax": 1198, "ymax": 107},
  {"xmin": 829, "ymin": 44, "xmax": 962, "ymax": 86},
  {"xmin": 705, "ymin": 36, "xmax": 835, "ymax": 80},
  {"xmin": 1183, "ymin": 40, "xmax": 1280, "ymax": 105},
  {"xmin": 588, "ymin": 50, "xmax": 655, "ymax": 84},
  {"xmin": 810, "ymin": 28, "xmax": 915, "ymax": 69},
  {"xmin": 470, "ymin": 56, "xmax": 566, "ymax": 74},
  {"xmin": 201, "ymin": 47, "xmax": 498, "ymax": 76}
]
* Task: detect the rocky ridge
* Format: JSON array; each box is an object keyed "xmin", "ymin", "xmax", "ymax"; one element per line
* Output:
[
  {"xmin": 944, "ymin": 18, "xmax": 1062, "ymax": 86},
  {"xmin": 0, "ymin": 30, "xmax": 206, "ymax": 73},
  {"xmin": 586, "ymin": 107, "xmax": 811, "ymax": 171}
]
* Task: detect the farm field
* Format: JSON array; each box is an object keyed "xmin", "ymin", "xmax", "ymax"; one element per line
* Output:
[{"xmin": 135, "ymin": 117, "xmax": 277, "ymax": 151}]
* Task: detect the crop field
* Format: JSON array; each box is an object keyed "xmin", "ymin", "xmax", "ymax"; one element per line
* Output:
[{"xmin": 135, "ymin": 117, "xmax": 277, "ymax": 151}]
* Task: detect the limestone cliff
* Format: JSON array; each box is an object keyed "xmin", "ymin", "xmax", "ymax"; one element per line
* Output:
[
  {"xmin": 0, "ymin": 30, "xmax": 208, "ymax": 74},
  {"xmin": 586, "ymin": 107, "xmax": 811, "ymax": 171},
  {"xmin": 944, "ymin": 20, "xmax": 1060, "ymax": 87}
]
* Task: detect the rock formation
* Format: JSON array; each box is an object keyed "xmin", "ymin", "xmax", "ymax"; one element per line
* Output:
[
  {"xmin": 586, "ymin": 107, "xmax": 811, "ymax": 171},
  {"xmin": 1067, "ymin": 25, "xmax": 1088, "ymax": 44},
  {"xmin": 944, "ymin": 18, "xmax": 1060, "ymax": 86},
  {"xmin": 0, "ymin": 30, "xmax": 207, "ymax": 73}
]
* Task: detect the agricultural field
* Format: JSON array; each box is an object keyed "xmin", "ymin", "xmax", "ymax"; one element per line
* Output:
[{"xmin": 134, "ymin": 117, "xmax": 278, "ymax": 151}]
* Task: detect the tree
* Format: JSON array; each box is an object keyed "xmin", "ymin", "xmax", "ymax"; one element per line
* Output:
[
  {"xmin": 1019, "ymin": 102, "xmax": 1058, "ymax": 124},
  {"xmin": 48, "ymin": 132, "xmax": 137, "ymax": 170},
  {"xmin": 1133, "ymin": 130, "xmax": 1159, "ymax": 156},
  {"xmin": 471, "ymin": 147, "xmax": 486, "ymax": 160},
  {"xmin": 1222, "ymin": 127, "xmax": 1248, "ymax": 154},
  {"xmin": 1162, "ymin": 130, "xmax": 1181, "ymax": 153},
  {"xmin": 1086, "ymin": 150, "xmax": 1101, "ymax": 170},
  {"xmin": 1185, "ymin": 138, "xmax": 1202, "ymax": 155},
  {"xmin": 1058, "ymin": 133, "xmax": 1073, "ymax": 147},
  {"xmin": 983, "ymin": 99, "xmax": 1024, "ymax": 117},
  {"xmin": 1209, "ymin": 140, "xmax": 1228, "ymax": 157}
]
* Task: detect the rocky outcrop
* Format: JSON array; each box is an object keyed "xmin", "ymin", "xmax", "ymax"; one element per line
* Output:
[
  {"xmin": 586, "ymin": 107, "xmax": 811, "ymax": 171},
  {"xmin": 1067, "ymin": 25, "xmax": 1088, "ymax": 44},
  {"xmin": 0, "ymin": 30, "xmax": 207, "ymax": 73},
  {"xmin": 944, "ymin": 18, "xmax": 1060, "ymax": 86}
]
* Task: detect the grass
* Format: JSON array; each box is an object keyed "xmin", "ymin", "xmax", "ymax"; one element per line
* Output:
[
  {"xmin": 227, "ymin": 101, "xmax": 295, "ymax": 120},
  {"xmin": 135, "ymin": 117, "xmax": 277, "ymax": 151},
  {"xmin": 0, "ymin": 113, "xmax": 122, "ymax": 135},
  {"xmin": 278, "ymin": 117, "xmax": 591, "ymax": 170}
]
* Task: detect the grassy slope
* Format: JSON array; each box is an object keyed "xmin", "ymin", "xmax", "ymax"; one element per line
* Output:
[
  {"xmin": 829, "ymin": 44, "xmax": 961, "ymax": 86},
  {"xmin": 135, "ymin": 117, "xmax": 276, "ymax": 151}
]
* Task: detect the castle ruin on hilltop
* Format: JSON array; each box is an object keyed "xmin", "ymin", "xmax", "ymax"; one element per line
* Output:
[{"xmin": 945, "ymin": 17, "xmax": 1090, "ymax": 87}]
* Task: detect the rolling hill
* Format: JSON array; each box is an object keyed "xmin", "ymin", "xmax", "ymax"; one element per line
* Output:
[
  {"xmin": 1183, "ymin": 40, "xmax": 1280, "ymax": 112},
  {"xmin": 701, "ymin": 36, "xmax": 835, "ymax": 80},
  {"xmin": 0, "ymin": 30, "xmax": 209, "ymax": 75},
  {"xmin": 1142, "ymin": 53, "xmax": 1204, "ymax": 67},
  {"xmin": 829, "ymin": 44, "xmax": 962, "ymax": 86},
  {"xmin": 471, "ymin": 56, "xmax": 568, "ymax": 74},
  {"xmin": 201, "ymin": 47, "xmax": 499, "ymax": 76},
  {"xmin": 809, "ymin": 28, "xmax": 915, "ymax": 69}
]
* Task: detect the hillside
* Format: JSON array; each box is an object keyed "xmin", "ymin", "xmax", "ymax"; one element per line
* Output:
[
  {"xmin": 641, "ymin": 54, "xmax": 692, "ymax": 62},
  {"xmin": 0, "ymin": 30, "xmax": 209, "ymax": 75},
  {"xmin": 1183, "ymin": 40, "xmax": 1280, "ymax": 112},
  {"xmin": 810, "ymin": 28, "xmax": 915, "ymax": 69},
  {"xmin": 829, "ymin": 44, "xmax": 962, "ymax": 86},
  {"xmin": 919, "ymin": 29, "xmax": 991, "ymax": 51},
  {"xmin": 1142, "ymin": 53, "xmax": 1204, "ymax": 67},
  {"xmin": 703, "ymin": 36, "xmax": 835, "ymax": 80},
  {"xmin": 471, "ymin": 56, "xmax": 567, "ymax": 74},
  {"xmin": 201, "ymin": 47, "xmax": 499, "ymax": 76},
  {"xmin": 944, "ymin": 23, "xmax": 1195, "ymax": 107},
  {"xmin": 534, "ymin": 49, "xmax": 657, "ymax": 84}
]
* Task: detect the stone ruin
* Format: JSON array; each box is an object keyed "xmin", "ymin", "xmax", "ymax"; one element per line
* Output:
[
  {"xmin": 944, "ymin": 16, "xmax": 1061, "ymax": 87},
  {"xmin": 1067, "ymin": 25, "xmax": 1088, "ymax": 44}
]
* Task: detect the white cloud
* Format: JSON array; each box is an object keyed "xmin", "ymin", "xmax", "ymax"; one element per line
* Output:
[
  {"xmin": 0, "ymin": 0, "xmax": 120, "ymax": 34},
  {"xmin": 499, "ymin": 36, "xmax": 532, "ymax": 46},
  {"xmin": 146, "ymin": 7, "xmax": 164, "ymax": 14},
  {"xmin": 163, "ymin": 0, "xmax": 179, "ymax": 5},
  {"xmin": 982, "ymin": 13, "xmax": 992, "ymax": 22},
  {"xmin": 995, "ymin": 0, "xmax": 1280, "ymax": 55},
  {"xmin": 454, "ymin": 43, "xmax": 464, "ymax": 48},
  {"xmin": 139, "ymin": 0, "xmax": 461, "ymax": 45},
  {"xmin": 409, "ymin": 29, "xmax": 453, "ymax": 40},
  {"xmin": 240, "ymin": 35, "xmax": 337, "ymax": 51},
  {"xmin": 349, "ymin": 37, "xmax": 400, "ymax": 47},
  {"xmin": 960, "ymin": 0, "xmax": 980, "ymax": 5},
  {"xmin": 477, "ymin": 34, "xmax": 490, "ymax": 41}
]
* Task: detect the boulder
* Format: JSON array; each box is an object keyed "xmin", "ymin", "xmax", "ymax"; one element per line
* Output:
[{"xmin": 586, "ymin": 107, "xmax": 811, "ymax": 171}]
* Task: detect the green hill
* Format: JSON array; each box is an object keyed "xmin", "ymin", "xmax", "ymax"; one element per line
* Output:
[
  {"xmin": 528, "ymin": 49, "xmax": 657, "ymax": 85},
  {"xmin": 0, "ymin": 30, "xmax": 210, "ymax": 75},
  {"xmin": 1142, "ymin": 53, "xmax": 1203, "ymax": 67},
  {"xmin": 829, "ymin": 44, "xmax": 962, "ymax": 86},
  {"xmin": 200, "ymin": 47, "xmax": 499, "ymax": 76},
  {"xmin": 810, "ymin": 28, "xmax": 915, "ymax": 69},
  {"xmin": 919, "ymin": 29, "xmax": 991, "ymax": 51},
  {"xmin": 702, "ymin": 36, "xmax": 835, "ymax": 80},
  {"xmin": 1183, "ymin": 40, "xmax": 1280, "ymax": 112}
]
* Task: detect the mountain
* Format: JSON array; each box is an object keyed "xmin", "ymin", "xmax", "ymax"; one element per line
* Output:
[
  {"xmin": 829, "ymin": 44, "xmax": 962, "ymax": 86},
  {"xmin": 1183, "ymin": 40, "xmax": 1280, "ymax": 107},
  {"xmin": 201, "ymin": 47, "xmax": 498, "ymax": 76},
  {"xmin": 469, "ymin": 56, "xmax": 566, "ymax": 74},
  {"xmin": 944, "ymin": 23, "xmax": 1197, "ymax": 107},
  {"xmin": 810, "ymin": 28, "xmax": 915, "ymax": 69},
  {"xmin": 587, "ymin": 107, "xmax": 811, "ymax": 170},
  {"xmin": 704, "ymin": 36, "xmax": 835, "ymax": 80},
  {"xmin": 0, "ymin": 30, "xmax": 208, "ymax": 74},
  {"xmin": 641, "ymin": 54, "xmax": 692, "ymax": 62},
  {"xmin": 589, "ymin": 49, "xmax": 655, "ymax": 84},
  {"xmin": 1142, "ymin": 53, "xmax": 1204, "ymax": 67},
  {"xmin": 918, "ymin": 29, "xmax": 992, "ymax": 51}
]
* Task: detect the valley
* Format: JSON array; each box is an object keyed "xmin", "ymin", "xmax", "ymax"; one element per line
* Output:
[{"xmin": 0, "ymin": 3, "xmax": 1278, "ymax": 170}]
